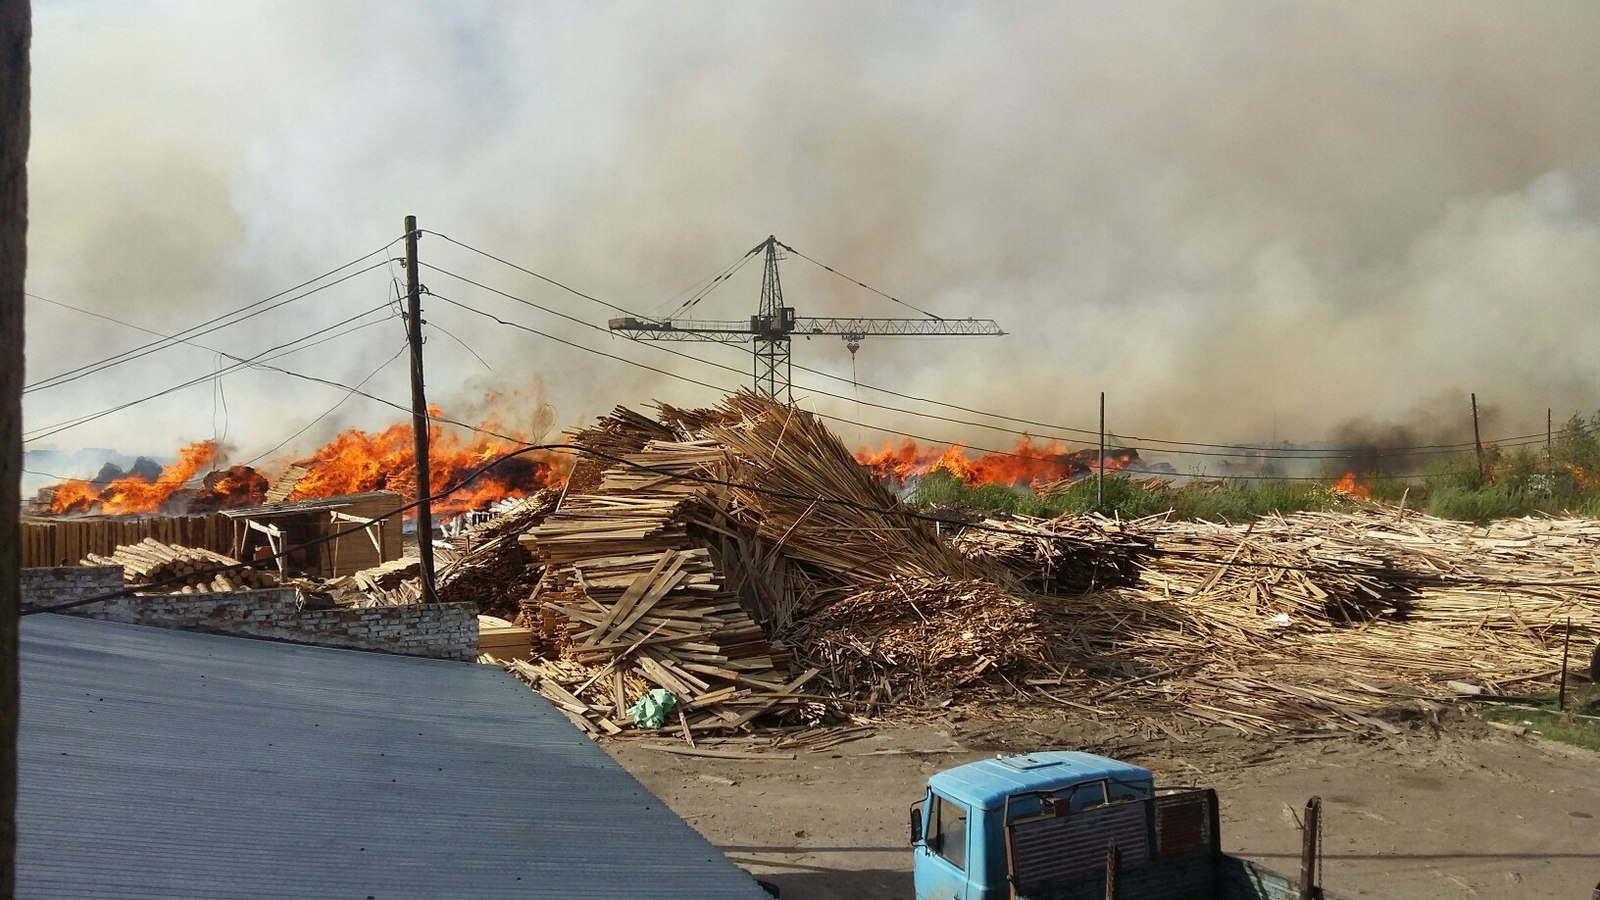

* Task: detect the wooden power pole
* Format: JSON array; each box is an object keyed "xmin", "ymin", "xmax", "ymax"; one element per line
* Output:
[
  {"xmin": 1470, "ymin": 393, "xmax": 1485, "ymax": 484},
  {"xmin": 0, "ymin": 0, "xmax": 30, "ymax": 892},
  {"xmin": 404, "ymin": 216, "xmax": 438, "ymax": 602}
]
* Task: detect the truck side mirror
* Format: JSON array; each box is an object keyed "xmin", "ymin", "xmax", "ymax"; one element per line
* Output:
[{"xmin": 909, "ymin": 801, "xmax": 924, "ymax": 846}]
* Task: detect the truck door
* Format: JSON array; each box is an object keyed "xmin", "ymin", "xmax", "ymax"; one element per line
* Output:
[{"xmin": 914, "ymin": 790, "xmax": 973, "ymax": 900}]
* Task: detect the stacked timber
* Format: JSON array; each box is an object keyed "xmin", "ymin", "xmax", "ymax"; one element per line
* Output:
[
  {"xmin": 436, "ymin": 491, "xmax": 559, "ymax": 618},
  {"xmin": 83, "ymin": 538, "xmax": 276, "ymax": 593}
]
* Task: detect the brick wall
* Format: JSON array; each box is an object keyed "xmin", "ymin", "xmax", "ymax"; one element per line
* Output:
[{"xmin": 20, "ymin": 566, "xmax": 477, "ymax": 661}]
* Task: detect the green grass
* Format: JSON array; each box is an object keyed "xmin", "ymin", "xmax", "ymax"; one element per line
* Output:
[{"xmin": 1480, "ymin": 688, "xmax": 1600, "ymax": 752}]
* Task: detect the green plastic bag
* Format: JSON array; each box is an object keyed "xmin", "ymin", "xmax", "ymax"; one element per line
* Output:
[{"xmin": 626, "ymin": 688, "xmax": 678, "ymax": 729}]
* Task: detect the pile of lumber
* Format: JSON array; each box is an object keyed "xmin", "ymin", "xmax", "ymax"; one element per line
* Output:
[
  {"xmin": 436, "ymin": 491, "xmax": 559, "ymax": 617},
  {"xmin": 949, "ymin": 514, "xmax": 1153, "ymax": 594},
  {"xmin": 516, "ymin": 434, "xmax": 816, "ymax": 736},
  {"xmin": 791, "ymin": 578, "xmax": 1044, "ymax": 712},
  {"xmin": 83, "ymin": 538, "xmax": 276, "ymax": 593},
  {"xmin": 1011, "ymin": 508, "xmax": 1600, "ymax": 735}
]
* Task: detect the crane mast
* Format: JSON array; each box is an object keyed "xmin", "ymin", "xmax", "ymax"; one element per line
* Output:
[{"xmin": 608, "ymin": 236, "xmax": 1004, "ymax": 402}]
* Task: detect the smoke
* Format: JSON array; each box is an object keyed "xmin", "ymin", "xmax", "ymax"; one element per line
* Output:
[{"xmin": 21, "ymin": 1, "xmax": 1600, "ymax": 475}]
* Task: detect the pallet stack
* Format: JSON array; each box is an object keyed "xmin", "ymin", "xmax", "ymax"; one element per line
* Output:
[{"xmin": 83, "ymin": 538, "xmax": 277, "ymax": 593}]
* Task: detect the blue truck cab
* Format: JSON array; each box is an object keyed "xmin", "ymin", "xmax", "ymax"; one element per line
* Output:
[
  {"xmin": 912, "ymin": 750, "xmax": 1342, "ymax": 900},
  {"xmin": 912, "ymin": 751, "xmax": 1154, "ymax": 900}
]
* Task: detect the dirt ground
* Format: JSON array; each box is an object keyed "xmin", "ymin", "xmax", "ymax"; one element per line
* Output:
[{"xmin": 606, "ymin": 714, "xmax": 1600, "ymax": 899}]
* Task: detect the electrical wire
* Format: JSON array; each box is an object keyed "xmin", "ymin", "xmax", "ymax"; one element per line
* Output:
[
  {"xmin": 243, "ymin": 343, "xmax": 410, "ymax": 466},
  {"xmin": 23, "ymin": 305, "xmax": 399, "ymax": 444},
  {"xmin": 422, "ymin": 232, "xmax": 1554, "ymax": 459},
  {"xmin": 25, "ymin": 254, "xmax": 397, "ymax": 394},
  {"xmin": 427, "ymin": 283, "xmax": 1473, "ymax": 483}
]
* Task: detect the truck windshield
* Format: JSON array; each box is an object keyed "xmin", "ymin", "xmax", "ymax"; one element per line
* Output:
[{"xmin": 929, "ymin": 793, "xmax": 967, "ymax": 871}]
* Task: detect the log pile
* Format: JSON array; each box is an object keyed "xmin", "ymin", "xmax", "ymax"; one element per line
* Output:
[
  {"xmin": 83, "ymin": 538, "xmax": 277, "ymax": 592},
  {"xmin": 949, "ymin": 514, "xmax": 1153, "ymax": 594},
  {"xmin": 483, "ymin": 393, "xmax": 1600, "ymax": 740},
  {"xmin": 436, "ymin": 491, "xmax": 559, "ymax": 617}
]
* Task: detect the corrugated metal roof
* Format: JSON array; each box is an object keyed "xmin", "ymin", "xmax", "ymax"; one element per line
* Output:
[
  {"xmin": 17, "ymin": 615, "xmax": 770, "ymax": 899},
  {"xmin": 218, "ymin": 490, "xmax": 403, "ymax": 518}
]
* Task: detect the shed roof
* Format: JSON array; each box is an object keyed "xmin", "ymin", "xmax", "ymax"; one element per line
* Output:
[
  {"xmin": 218, "ymin": 490, "xmax": 403, "ymax": 518},
  {"xmin": 17, "ymin": 615, "xmax": 769, "ymax": 899}
]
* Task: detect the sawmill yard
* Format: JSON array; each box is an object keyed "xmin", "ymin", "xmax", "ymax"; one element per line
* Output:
[
  {"xmin": 428, "ymin": 393, "xmax": 1597, "ymax": 899},
  {"xmin": 27, "ymin": 393, "xmax": 1600, "ymax": 898}
]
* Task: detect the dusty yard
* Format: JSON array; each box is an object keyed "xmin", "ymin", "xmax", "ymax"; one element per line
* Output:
[{"xmin": 606, "ymin": 715, "xmax": 1600, "ymax": 899}]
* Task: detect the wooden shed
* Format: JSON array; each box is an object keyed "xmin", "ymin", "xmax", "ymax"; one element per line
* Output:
[{"xmin": 221, "ymin": 491, "xmax": 406, "ymax": 578}]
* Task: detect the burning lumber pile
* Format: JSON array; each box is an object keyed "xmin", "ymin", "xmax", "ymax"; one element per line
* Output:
[
  {"xmin": 83, "ymin": 539, "xmax": 277, "ymax": 593},
  {"xmin": 436, "ymin": 491, "xmax": 560, "ymax": 618},
  {"xmin": 949, "ymin": 514, "xmax": 1153, "ymax": 594}
]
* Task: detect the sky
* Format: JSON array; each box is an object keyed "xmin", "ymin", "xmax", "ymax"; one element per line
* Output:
[{"xmin": 21, "ymin": 1, "xmax": 1600, "ymax": 480}]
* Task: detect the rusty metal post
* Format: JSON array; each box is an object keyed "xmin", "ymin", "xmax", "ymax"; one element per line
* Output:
[
  {"xmin": 1300, "ymin": 796, "xmax": 1322, "ymax": 900},
  {"xmin": 1103, "ymin": 840, "xmax": 1120, "ymax": 900}
]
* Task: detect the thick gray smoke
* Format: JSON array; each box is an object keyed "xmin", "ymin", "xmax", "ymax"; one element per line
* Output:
[{"xmin": 21, "ymin": 1, "xmax": 1600, "ymax": 482}]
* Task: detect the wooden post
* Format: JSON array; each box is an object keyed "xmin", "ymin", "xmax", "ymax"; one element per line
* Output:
[
  {"xmin": 1548, "ymin": 408, "xmax": 1554, "ymax": 461},
  {"xmin": 1103, "ymin": 839, "xmax": 1120, "ymax": 900},
  {"xmin": 405, "ymin": 215, "xmax": 438, "ymax": 603},
  {"xmin": 1300, "ymin": 796, "xmax": 1322, "ymax": 900},
  {"xmin": 0, "ymin": 1, "xmax": 27, "ymax": 890},
  {"xmin": 1471, "ymin": 393, "xmax": 1485, "ymax": 484},
  {"xmin": 1559, "ymin": 617, "xmax": 1572, "ymax": 713},
  {"xmin": 1097, "ymin": 391, "xmax": 1106, "ymax": 511}
]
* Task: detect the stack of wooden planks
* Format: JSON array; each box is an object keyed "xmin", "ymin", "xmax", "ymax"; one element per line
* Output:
[
  {"xmin": 83, "ymin": 538, "xmax": 276, "ymax": 593},
  {"xmin": 436, "ymin": 491, "xmax": 559, "ymax": 618},
  {"xmin": 516, "ymin": 435, "xmax": 817, "ymax": 736}
]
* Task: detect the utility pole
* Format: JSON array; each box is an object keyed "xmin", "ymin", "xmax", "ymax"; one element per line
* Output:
[
  {"xmin": 1097, "ymin": 392, "xmax": 1106, "ymax": 510},
  {"xmin": 404, "ymin": 216, "xmax": 438, "ymax": 602},
  {"xmin": 1548, "ymin": 408, "xmax": 1553, "ymax": 461},
  {"xmin": 0, "ymin": 1, "xmax": 29, "ymax": 891},
  {"xmin": 1470, "ymin": 393, "xmax": 1485, "ymax": 484}
]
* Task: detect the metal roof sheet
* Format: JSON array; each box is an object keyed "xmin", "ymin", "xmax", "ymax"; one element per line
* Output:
[
  {"xmin": 928, "ymin": 751, "xmax": 1153, "ymax": 809},
  {"xmin": 17, "ymin": 615, "xmax": 770, "ymax": 899}
]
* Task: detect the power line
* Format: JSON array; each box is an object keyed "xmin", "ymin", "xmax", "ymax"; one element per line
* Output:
[
  {"xmin": 423, "ymin": 232, "xmax": 1554, "ymax": 458},
  {"xmin": 243, "ymin": 343, "xmax": 410, "ymax": 466},
  {"xmin": 24, "ymin": 255, "xmax": 396, "ymax": 394},
  {"xmin": 425, "ymin": 284, "xmax": 1473, "ymax": 483},
  {"xmin": 23, "ymin": 305, "xmax": 399, "ymax": 444}
]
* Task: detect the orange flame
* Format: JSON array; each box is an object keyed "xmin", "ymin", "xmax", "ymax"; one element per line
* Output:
[
  {"xmin": 855, "ymin": 438, "xmax": 1138, "ymax": 487},
  {"xmin": 288, "ymin": 407, "xmax": 568, "ymax": 515},
  {"xmin": 1332, "ymin": 472, "xmax": 1370, "ymax": 498},
  {"xmin": 42, "ymin": 441, "xmax": 223, "ymax": 515}
]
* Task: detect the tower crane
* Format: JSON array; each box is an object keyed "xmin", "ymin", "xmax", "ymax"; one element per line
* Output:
[{"xmin": 608, "ymin": 236, "xmax": 1004, "ymax": 402}]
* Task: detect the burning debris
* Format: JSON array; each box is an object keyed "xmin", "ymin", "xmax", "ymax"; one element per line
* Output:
[
  {"xmin": 29, "ymin": 410, "xmax": 570, "ymax": 520},
  {"xmin": 855, "ymin": 437, "xmax": 1142, "ymax": 488}
]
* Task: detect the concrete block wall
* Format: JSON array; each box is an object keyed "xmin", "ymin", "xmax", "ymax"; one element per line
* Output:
[{"xmin": 20, "ymin": 566, "xmax": 477, "ymax": 661}]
